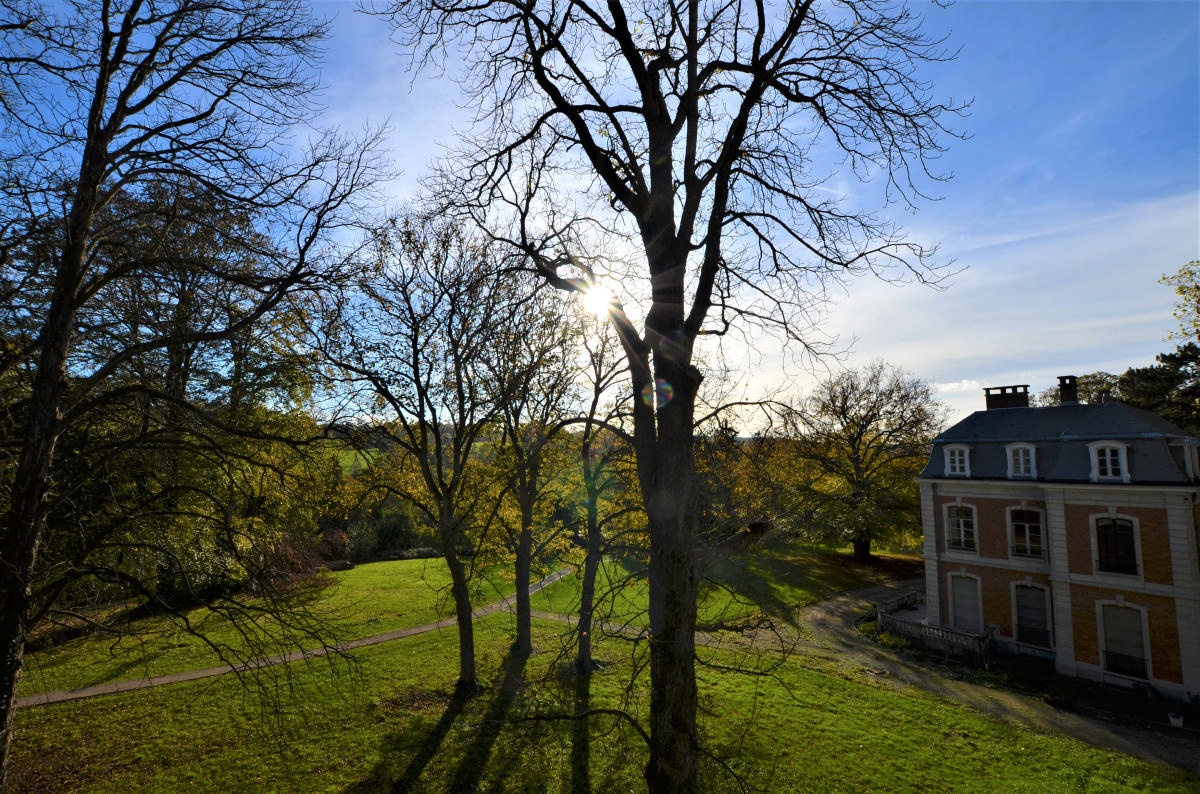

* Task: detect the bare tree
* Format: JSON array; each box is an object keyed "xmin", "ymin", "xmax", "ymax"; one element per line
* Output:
[
  {"xmin": 323, "ymin": 215, "xmax": 517, "ymax": 692},
  {"xmin": 0, "ymin": 0, "xmax": 381, "ymax": 782},
  {"xmin": 490, "ymin": 287, "xmax": 584, "ymax": 657},
  {"xmin": 572, "ymin": 320, "xmax": 640, "ymax": 675},
  {"xmin": 378, "ymin": 0, "xmax": 961, "ymax": 788}
]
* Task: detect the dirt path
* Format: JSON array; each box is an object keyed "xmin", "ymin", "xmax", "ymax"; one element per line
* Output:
[
  {"xmin": 15, "ymin": 567, "xmax": 574, "ymax": 710},
  {"xmin": 797, "ymin": 579, "xmax": 1200, "ymax": 776}
]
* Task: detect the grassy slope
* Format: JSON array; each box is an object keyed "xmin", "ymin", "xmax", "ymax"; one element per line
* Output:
[
  {"xmin": 18, "ymin": 558, "xmax": 514, "ymax": 695},
  {"xmin": 9, "ymin": 543, "xmax": 1197, "ymax": 793}
]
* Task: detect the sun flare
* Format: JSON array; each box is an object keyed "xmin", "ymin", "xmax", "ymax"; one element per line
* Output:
[{"xmin": 580, "ymin": 284, "xmax": 614, "ymax": 317}]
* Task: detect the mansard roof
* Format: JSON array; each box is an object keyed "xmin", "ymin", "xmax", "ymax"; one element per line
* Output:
[{"xmin": 921, "ymin": 401, "xmax": 1199, "ymax": 484}]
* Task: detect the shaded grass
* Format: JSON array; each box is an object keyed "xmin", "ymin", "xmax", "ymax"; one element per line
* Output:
[
  {"xmin": 10, "ymin": 541, "xmax": 1197, "ymax": 792},
  {"xmin": 10, "ymin": 610, "xmax": 1197, "ymax": 793},
  {"xmin": 18, "ymin": 557, "xmax": 514, "ymax": 696},
  {"xmin": 534, "ymin": 538, "xmax": 923, "ymax": 631}
]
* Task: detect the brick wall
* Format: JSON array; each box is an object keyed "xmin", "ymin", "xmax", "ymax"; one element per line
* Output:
[
  {"xmin": 1063, "ymin": 503, "xmax": 1174, "ymax": 585},
  {"xmin": 1069, "ymin": 583, "xmax": 1182, "ymax": 684}
]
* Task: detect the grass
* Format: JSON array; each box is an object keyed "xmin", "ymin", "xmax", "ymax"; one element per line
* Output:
[
  {"xmin": 533, "ymin": 536, "xmax": 923, "ymax": 630},
  {"xmin": 9, "ymin": 541, "xmax": 1198, "ymax": 792},
  {"xmin": 18, "ymin": 558, "xmax": 514, "ymax": 696}
]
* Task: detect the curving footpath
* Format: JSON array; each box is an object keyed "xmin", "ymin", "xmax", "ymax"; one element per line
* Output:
[
  {"xmin": 15, "ymin": 567, "xmax": 573, "ymax": 710},
  {"xmin": 14, "ymin": 570, "xmax": 1200, "ymax": 778}
]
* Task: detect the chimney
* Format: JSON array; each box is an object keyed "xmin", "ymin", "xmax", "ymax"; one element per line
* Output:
[
  {"xmin": 984, "ymin": 384, "xmax": 1030, "ymax": 410},
  {"xmin": 1058, "ymin": 375, "xmax": 1079, "ymax": 405}
]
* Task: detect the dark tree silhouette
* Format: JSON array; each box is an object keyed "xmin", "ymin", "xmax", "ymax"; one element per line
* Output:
[
  {"xmin": 378, "ymin": 0, "xmax": 962, "ymax": 787},
  {"xmin": 0, "ymin": 1, "xmax": 380, "ymax": 782}
]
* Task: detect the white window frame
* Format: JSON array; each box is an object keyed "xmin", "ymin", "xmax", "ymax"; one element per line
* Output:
[
  {"xmin": 1096, "ymin": 600, "xmax": 1152, "ymax": 681},
  {"xmin": 1088, "ymin": 441, "xmax": 1130, "ymax": 483},
  {"xmin": 1007, "ymin": 506, "xmax": 1045, "ymax": 559},
  {"xmin": 1088, "ymin": 512, "xmax": 1142, "ymax": 579},
  {"xmin": 945, "ymin": 444, "xmax": 970, "ymax": 477},
  {"xmin": 945, "ymin": 502, "xmax": 977, "ymax": 553},
  {"xmin": 1005, "ymin": 443, "xmax": 1037, "ymax": 479}
]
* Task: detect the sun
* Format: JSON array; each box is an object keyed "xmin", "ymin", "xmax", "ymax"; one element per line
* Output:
[{"xmin": 580, "ymin": 283, "xmax": 614, "ymax": 317}]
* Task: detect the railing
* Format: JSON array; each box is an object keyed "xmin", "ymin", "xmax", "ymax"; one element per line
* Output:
[
  {"xmin": 874, "ymin": 592, "xmax": 996, "ymax": 657},
  {"xmin": 875, "ymin": 589, "xmax": 922, "ymax": 615}
]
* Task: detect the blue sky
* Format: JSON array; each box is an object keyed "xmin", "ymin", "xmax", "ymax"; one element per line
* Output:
[{"xmin": 313, "ymin": 0, "xmax": 1199, "ymax": 421}]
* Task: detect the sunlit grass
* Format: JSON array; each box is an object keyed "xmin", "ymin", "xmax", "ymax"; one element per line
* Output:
[
  {"xmin": 18, "ymin": 558, "xmax": 514, "ymax": 696},
  {"xmin": 10, "ymin": 609, "xmax": 1197, "ymax": 793}
]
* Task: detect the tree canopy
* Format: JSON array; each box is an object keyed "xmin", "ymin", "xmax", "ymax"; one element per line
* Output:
[
  {"xmin": 786, "ymin": 361, "xmax": 945, "ymax": 561},
  {"xmin": 0, "ymin": 1, "xmax": 381, "ymax": 782}
]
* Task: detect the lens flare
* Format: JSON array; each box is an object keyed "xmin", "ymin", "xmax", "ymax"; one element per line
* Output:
[
  {"xmin": 641, "ymin": 378, "xmax": 674, "ymax": 408},
  {"xmin": 580, "ymin": 284, "xmax": 614, "ymax": 316}
]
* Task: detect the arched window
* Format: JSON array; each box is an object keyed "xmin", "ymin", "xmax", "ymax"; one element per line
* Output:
[
  {"xmin": 945, "ymin": 445, "xmax": 970, "ymax": 477},
  {"xmin": 1095, "ymin": 516, "xmax": 1138, "ymax": 575},
  {"xmin": 1005, "ymin": 443, "xmax": 1037, "ymax": 479}
]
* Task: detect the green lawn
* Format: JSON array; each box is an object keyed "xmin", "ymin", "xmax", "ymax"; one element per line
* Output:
[
  {"xmin": 18, "ymin": 558, "xmax": 514, "ymax": 695},
  {"xmin": 534, "ymin": 537, "xmax": 923, "ymax": 629},
  {"xmin": 9, "ymin": 543, "xmax": 1197, "ymax": 792}
]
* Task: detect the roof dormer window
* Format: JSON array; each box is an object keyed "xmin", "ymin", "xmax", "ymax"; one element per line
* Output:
[
  {"xmin": 945, "ymin": 445, "xmax": 970, "ymax": 477},
  {"xmin": 1088, "ymin": 441, "xmax": 1130, "ymax": 483},
  {"xmin": 1006, "ymin": 443, "xmax": 1037, "ymax": 479}
]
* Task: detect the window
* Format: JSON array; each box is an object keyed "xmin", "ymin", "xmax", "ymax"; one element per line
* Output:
[
  {"xmin": 950, "ymin": 574, "xmax": 982, "ymax": 634},
  {"xmin": 1014, "ymin": 585, "xmax": 1051, "ymax": 647},
  {"xmin": 1096, "ymin": 517, "xmax": 1138, "ymax": 575},
  {"xmin": 945, "ymin": 445, "xmax": 970, "ymax": 477},
  {"xmin": 1097, "ymin": 447, "xmax": 1120, "ymax": 478},
  {"xmin": 1088, "ymin": 442, "xmax": 1129, "ymax": 483},
  {"xmin": 1101, "ymin": 603, "xmax": 1147, "ymax": 679},
  {"xmin": 947, "ymin": 505, "xmax": 976, "ymax": 551},
  {"xmin": 1011, "ymin": 509, "xmax": 1044, "ymax": 558},
  {"xmin": 1006, "ymin": 444, "xmax": 1036, "ymax": 479}
]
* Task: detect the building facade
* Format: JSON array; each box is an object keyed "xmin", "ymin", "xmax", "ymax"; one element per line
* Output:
[{"xmin": 919, "ymin": 377, "xmax": 1200, "ymax": 699}]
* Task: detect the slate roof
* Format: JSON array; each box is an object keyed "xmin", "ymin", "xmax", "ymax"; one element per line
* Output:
[{"xmin": 921, "ymin": 401, "xmax": 1199, "ymax": 484}]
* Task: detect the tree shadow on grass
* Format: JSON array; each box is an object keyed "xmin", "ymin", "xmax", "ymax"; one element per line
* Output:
[
  {"xmin": 569, "ymin": 667, "xmax": 593, "ymax": 794},
  {"xmin": 700, "ymin": 542, "xmax": 923, "ymax": 630},
  {"xmin": 342, "ymin": 684, "xmax": 471, "ymax": 794},
  {"xmin": 344, "ymin": 647, "xmax": 534, "ymax": 793},
  {"xmin": 445, "ymin": 646, "xmax": 530, "ymax": 792}
]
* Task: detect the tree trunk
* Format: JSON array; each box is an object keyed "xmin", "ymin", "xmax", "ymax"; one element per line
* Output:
[
  {"xmin": 0, "ymin": 410, "xmax": 61, "ymax": 786},
  {"xmin": 576, "ymin": 501, "xmax": 602, "ymax": 672},
  {"xmin": 513, "ymin": 524, "xmax": 533, "ymax": 656},
  {"xmin": 641, "ymin": 360, "xmax": 701, "ymax": 793},
  {"xmin": 852, "ymin": 537, "xmax": 872, "ymax": 563},
  {"xmin": 0, "ymin": 563, "xmax": 33, "ymax": 789},
  {"xmin": 0, "ymin": 253, "xmax": 80, "ymax": 786},
  {"xmin": 440, "ymin": 513, "xmax": 478, "ymax": 693}
]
